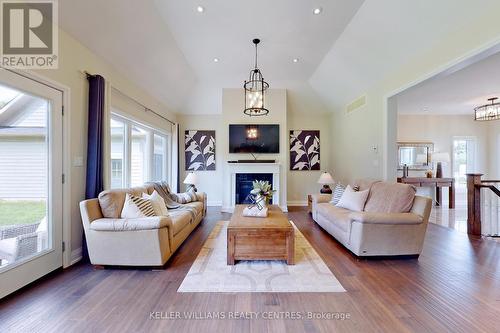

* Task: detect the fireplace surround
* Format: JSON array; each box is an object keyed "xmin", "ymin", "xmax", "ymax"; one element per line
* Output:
[{"xmin": 222, "ymin": 162, "xmax": 283, "ymax": 212}]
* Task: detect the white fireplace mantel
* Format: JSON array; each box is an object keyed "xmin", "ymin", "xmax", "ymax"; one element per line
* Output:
[{"xmin": 221, "ymin": 162, "xmax": 284, "ymax": 213}]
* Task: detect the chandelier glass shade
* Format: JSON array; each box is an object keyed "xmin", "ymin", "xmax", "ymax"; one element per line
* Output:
[
  {"xmin": 244, "ymin": 39, "xmax": 269, "ymax": 116},
  {"xmin": 474, "ymin": 97, "xmax": 500, "ymax": 121}
]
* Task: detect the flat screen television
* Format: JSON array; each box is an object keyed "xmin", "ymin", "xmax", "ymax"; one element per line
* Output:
[{"xmin": 229, "ymin": 124, "xmax": 279, "ymax": 154}]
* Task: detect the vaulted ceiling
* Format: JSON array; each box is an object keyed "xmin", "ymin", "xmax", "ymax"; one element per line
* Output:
[
  {"xmin": 397, "ymin": 51, "xmax": 500, "ymax": 116},
  {"xmin": 59, "ymin": 0, "xmax": 500, "ymax": 115}
]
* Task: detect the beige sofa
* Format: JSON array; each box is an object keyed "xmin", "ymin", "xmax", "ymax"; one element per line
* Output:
[
  {"xmin": 79, "ymin": 184, "xmax": 206, "ymax": 266},
  {"xmin": 312, "ymin": 180, "xmax": 432, "ymax": 257}
]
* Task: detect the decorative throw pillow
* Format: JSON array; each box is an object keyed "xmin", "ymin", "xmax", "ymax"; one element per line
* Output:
[
  {"xmin": 330, "ymin": 183, "xmax": 346, "ymax": 205},
  {"xmin": 336, "ymin": 185, "xmax": 370, "ymax": 212},
  {"xmin": 173, "ymin": 188, "xmax": 198, "ymax": 204},
  {"xmin": 121, "ymin": 193, "xmax": 156, "ymax": 218},
  {"xmin": 142, "ymin": 190, "xmax": 168, "ymax": 216}
]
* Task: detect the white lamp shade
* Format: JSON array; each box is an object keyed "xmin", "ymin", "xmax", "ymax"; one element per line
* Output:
[
  {"xmin": 432, "ymin": 152, "xmax": 450, "ymax": 163},
  {"xmin": 318, "ymin": 172, "xmax": 334, "ymax": 185},
  {"xmin": 183, "ymin": 172, "xmax": 198, "ymax": 185}
]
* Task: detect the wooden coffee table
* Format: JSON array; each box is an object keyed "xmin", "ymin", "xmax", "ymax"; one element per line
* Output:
[{"xmin": 227, "ymin": 205, "xmax": 294, "ymax": 265}]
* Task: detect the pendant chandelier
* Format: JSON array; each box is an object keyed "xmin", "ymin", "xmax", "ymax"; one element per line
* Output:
[
  {"xmin": 474, "ymin": 97, "xmax": 500, "ymax": 121},
  {"xmin": 244, "ymin": 38, "xmax": 269, "ymax": 116}
]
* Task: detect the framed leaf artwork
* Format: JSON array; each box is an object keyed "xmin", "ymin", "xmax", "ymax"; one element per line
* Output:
[
  {"xmin": 290, "ymin": 130, "xmax": 320, "ymax": 171},
  {"xmin": 185, "ymin": 130, "xmax": 216, "ymax": 171}
]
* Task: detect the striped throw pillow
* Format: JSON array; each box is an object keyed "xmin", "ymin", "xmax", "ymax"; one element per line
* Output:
[
  {"xmin": 330, "ymin": 183, "xmax": 346, "ymax": 205},
  {"xmin": 173, "ymin": 188, "xmax": 198, "ymax": 204},
  {"xmin": 121, "ymin": 193, "xmax": 156, "ymax": 218}
]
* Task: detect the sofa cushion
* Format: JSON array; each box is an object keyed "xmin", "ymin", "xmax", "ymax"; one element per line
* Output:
[
  {"xmin": 329, "ymin": 183, "xmax": 346, "ymax": 205},
  {"xmin": 121, "ymin": 194, "xmax": 156, "ymax": 218},
  {"xmin": 349, "ymin": 211, "xmax": 423, "ymax": 225},
  {"xmin": 142, "ymin": 190, "xmax": 168, "ymax": 216},
  {"xmin": 364, "ymin": 182, "xmax": 416, "ymax": 213},
  {"xmin": 98, "ymin": 186, "xmax": 153, "ymax": 218},
  {"xmin": 90, "ymin": 216, "xmax": 170, "ymax": 231},
  {"xmin": 316, "ymin": 203, "xmax": 352, "ymax": 232},
  {"xmin": 167, "ymin": 211, "xmax": 192, "ymax": 235},
  {"xmin": 183, "ymin": 201, "xmax": 204, "ymax": 214}
]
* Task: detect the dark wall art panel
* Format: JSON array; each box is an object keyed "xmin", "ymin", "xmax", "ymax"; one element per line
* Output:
[
  {"xmin": 290, "ymin": 130, "xmax": 320, "ymax": 171},
  {"xmin": 185, "ymin": 130, "xmax": 216, "ymax": 171}
]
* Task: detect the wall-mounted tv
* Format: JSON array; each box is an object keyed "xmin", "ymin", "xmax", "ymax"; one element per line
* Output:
[{"xmin": 229, "ymin": 124, "xmax": 280, "ymax": 154}]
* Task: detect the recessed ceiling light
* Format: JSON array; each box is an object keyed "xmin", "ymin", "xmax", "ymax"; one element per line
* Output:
[
  {"xmin": 313, "ymin": 7, "xmax": 322, "ymax": 15},
  {"xmin": 213, "ymin": 58, "xmax": 219, "ymax": 63},
  {"xmin": 196, "ymin": 5, "xmax": 204, "ymax": 13},
  {"xmin": 293, "ymin": 58, "xmax": 299, "ymax": 63}
]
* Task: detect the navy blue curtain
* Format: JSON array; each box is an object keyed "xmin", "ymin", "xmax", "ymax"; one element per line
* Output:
[{"xmin": 85, "ymin": 75, "xmax": 105, "ymax": 199}]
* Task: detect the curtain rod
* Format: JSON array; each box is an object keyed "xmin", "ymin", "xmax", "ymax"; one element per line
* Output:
[{"xmin": 81, "ymin": 70, "xmax": 176, "ymax": 126}]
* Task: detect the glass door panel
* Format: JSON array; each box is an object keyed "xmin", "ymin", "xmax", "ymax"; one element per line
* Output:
[{"xmin": 0, "ymin": 69, "xmax": 63, "ymax": 299}]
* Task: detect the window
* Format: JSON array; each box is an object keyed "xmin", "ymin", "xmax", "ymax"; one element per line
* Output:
[
  {"xmin": 153, "ymin": 134, "xmax": 167, "ymax": 181},
  {"xmin": 110, "ymin": 118, "xmax": 125, "ymax": 188},
  {"xmin": 453, "ymin": 137, "xmax": 476, "ymax": 186},
  {"xmin": 109, "ymin": 114, "xmax": 170, "ymax": 188},
  {"xmin": 130, "ymin": 125, "xmax": 148, "ymax": 187}
]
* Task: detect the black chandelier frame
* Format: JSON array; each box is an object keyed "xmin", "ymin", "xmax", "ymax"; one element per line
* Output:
[
  {"xmin": 474, "ymin": 97, "xmax": 500, "ymax": 121},
  {"xmin": 244, "ymin": 39, "xmax": 269, "ymax": 117}
]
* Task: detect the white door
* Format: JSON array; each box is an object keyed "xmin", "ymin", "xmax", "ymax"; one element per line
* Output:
[{"xmin": 0, "ymin": 69, "xmax": 63, "ymax": 299}]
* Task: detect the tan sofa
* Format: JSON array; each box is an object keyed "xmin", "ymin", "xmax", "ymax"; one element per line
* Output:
[
  {"xmin": 79, "ymin": 184, "xmax": 207, "ymax": 266},
  {"xmin": 312, "ymin": 180, "xmax": 432, "ymax": 257}
]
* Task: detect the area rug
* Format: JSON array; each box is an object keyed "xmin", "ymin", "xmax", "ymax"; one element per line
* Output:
[{"xmin": 178, "ymin": 221, "xmax": 345, "ymax": 292}]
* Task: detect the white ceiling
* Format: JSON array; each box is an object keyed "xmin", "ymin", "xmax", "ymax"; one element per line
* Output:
[
  {"xmin": 154, "ymin": 0, "xmax": 363, "ymax": 86},
  {"xmin": 59, "ymin": 0, "xmax": 197, "ymax": 112},
  {"xmin": 397, "ymin": 51, "xmax": 500, "ymax": 115},
  {"xmin": 59, "ymin": 0, "xmax": 500, "ymax": 115},
  {"xmin": 309, "ymin": 0, "xmax": 500, "ymax": 112},
  {"xmin": 59, "ymin": 0, "xmax": 363, "ymax": 114}
]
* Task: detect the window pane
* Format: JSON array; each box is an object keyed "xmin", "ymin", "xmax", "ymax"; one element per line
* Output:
[
  {"xmin": 110, "ymin": 118, "xmax": 125, "ymax": 189},
  {"xmin": 153, "ymin": 134, "xmax": 166, "ymax": 181},
  {"xmin": 131, "ymin": 125, "xmax": 147, "ymax": 187}
]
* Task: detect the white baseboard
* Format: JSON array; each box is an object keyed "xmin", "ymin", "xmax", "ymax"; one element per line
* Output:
[
  {"xmin": 70, "ymin": 247, "xmax": 82, "ymax": 266},
  {"xmin": 221, "ymin": 206, "xmax": 234, "ymax": 213},
  {"xmin": 207, "ymin": 201, "xmax": 222, "ymax": 207},
  {"xmin": 287, "ymin": 201, "xmax": 308, "ymax": 207}
]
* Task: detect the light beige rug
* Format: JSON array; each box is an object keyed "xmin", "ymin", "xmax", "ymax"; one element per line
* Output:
[{"xmin": 178, "ymin": 221, "xmax": 345, "ymax": 292}]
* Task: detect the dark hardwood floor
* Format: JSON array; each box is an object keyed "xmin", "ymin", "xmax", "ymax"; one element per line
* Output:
[{"xmin": 1, "ymin": 207, "xmax": 500, "ymax": 333}]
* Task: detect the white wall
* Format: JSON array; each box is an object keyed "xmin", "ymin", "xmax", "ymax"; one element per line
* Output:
[
  {"xmin": 33, "ymin": 29, "xmax": 177, "ymax": 255},
  {"xmin": 178, "ymin": 89, "xmax": 333, "ymax": 207},
  {"xmin": 488, "ymin": 121, "xmax": 500, "ymax": 179},
  {"xmin": 326, "ymin": 8, "xmax": 500, "ymax": 185},
  {"xmin": 178, "ymin": 114, "xmax": 224, "ymax": 206},
  {"xmin": 397, "ymin": 114, "xmax": 490, "ymax": 177}
]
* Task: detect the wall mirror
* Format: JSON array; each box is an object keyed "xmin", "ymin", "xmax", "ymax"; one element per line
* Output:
[{"xmin": 397, "ymin": 142, "xmax": 433, "ymax": 170}]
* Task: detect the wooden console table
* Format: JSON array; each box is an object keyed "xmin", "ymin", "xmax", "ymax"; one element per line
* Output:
[{"xmin": 397, "ymin": 177, "xmax": 455, "ymax": 209}]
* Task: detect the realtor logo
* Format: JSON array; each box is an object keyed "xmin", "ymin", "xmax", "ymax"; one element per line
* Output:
[{"xmin": 1, "ymin": 0, "xmax": 58, "ymax": 69}]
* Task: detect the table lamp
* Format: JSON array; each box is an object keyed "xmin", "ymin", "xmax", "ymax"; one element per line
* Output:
[
  {"xmin": 318, "ymin": 172, "xmax": 334, "ymax": 194},
  {"xmin": 183, "ymin": 172, "xmax": 198, "ymax": 192},
  {"xmin": 432, "ymin": 152, "xmax": 450, "ymax": 178}
]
